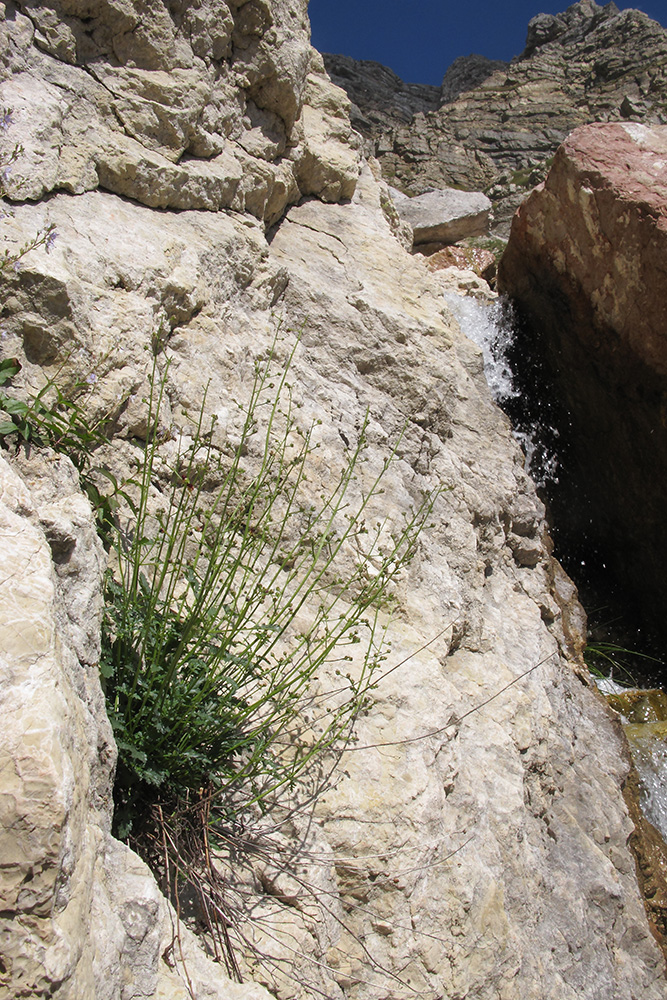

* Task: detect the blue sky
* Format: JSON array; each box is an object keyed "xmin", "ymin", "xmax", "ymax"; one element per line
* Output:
[{"xmin": 308, "ymin": 0, "xmax": 667, "ymax": 85}]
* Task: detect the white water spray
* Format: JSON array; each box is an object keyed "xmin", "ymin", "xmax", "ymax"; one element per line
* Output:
[
  {"xmin": 444, "ymin": 288, "xmax": 559, "ymax": 486},
  {"xmin": 444, "ymin": 291, "xmax": 517, "ymax": 403}
]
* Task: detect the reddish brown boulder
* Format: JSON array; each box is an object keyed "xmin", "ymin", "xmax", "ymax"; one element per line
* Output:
[
  {"xmin": 423, "ymin": 245, "xmax": 497, "ymax": 282},
  {"xmin": 498, "ymin": 122, "xmax": 667, "ymax": 650}
]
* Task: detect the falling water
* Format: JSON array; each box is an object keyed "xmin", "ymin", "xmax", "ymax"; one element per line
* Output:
[
  {"xmin": 597, "ymin": 678, "xmax": 667, "ymax": 841},
  {"xmin": 443, "ymin": 291, "xmax": 517, "ymax": 404},
  {"xmin": 446, "ymin": 281, "xmax": 667, "ymax": 843},
  {"xmin": 628, "ymin": 731, "xmax": 667, "ymax": 841},
  {"xmin": 443, "ymin": 289, "xmax": 560, "ymax": 487}
]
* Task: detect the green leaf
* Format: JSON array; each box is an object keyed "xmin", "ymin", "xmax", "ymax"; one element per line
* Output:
[
  {"xmin": 99, "ymin": 658, "xmax": 114, "ymax": 679},
  {"xmin": 1, "ymin": 397, "xmax": 29, "ymax": 415},
  {"xmin": 0, "ymin": 358, "xmax": 21, "ymax": 385}
]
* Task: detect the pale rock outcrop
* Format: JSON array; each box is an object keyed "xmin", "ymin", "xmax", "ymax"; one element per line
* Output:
[
  {"xmin": 0, "ymin": 451, "xmax": 112, "ymax": 999},
  {"xmin": 3, "ymin": 146, "xmax": 664, "ymax": 995},
  {"xmin": 0, "ymin": 0, "xmax": 360, "ymax": 224},
  {"xmin": 498, "ymin": 121, "xmax": 667, "ymax": 674},
  {"xmin": 2, "ymin": 1, "xmax": 667, "ymax": 997},
  {"xmin": 389, "ymin": 185, "xmax": 492, "ymax": 247}
]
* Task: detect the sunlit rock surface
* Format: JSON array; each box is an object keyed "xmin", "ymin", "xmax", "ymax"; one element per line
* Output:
[
  {"xmin": 389, "ymin": 186, "xmax": 492, "ymax": 247},
  {"xmin": 0, "ymin": 452, "xmax": 277, "ymax": 999},
  {"xmin": 325, "ymin": 0, "xmax": 667, "ymax": 232},
  {"xmin": 1, "ymin": 1, "xmax": 667, "ymax": 997},
  {"xmin": 0, "ymin": 0, "xmax": 360, "ymax": 223}
]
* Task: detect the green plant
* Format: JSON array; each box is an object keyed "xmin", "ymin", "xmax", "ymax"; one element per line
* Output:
[
  {"xmin": 0, "ymin": 357, "xmax": 98, "ymax": 456},
  {"xmin": 463, "ymin": 234, "xmax": 508, "ymax": 262},
  {"xmin": 0, "ymin": 356, "xmax": 127, "ymax": 537},
  {"xmin": 584, "ymin": 639, "xmax": 660, "ymax": 687},
  {"xmin": 101, "ymin": 344, "xmax": 438, "ymax": 836}
]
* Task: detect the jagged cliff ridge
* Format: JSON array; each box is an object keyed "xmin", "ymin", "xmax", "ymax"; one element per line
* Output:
[
  {"xmin": 324, "ymin": 0, "xmax": 667, "ymax": 230},
  {"xmin": 2, "ymin": 1, "xmax": 667, "ymax": 998}
]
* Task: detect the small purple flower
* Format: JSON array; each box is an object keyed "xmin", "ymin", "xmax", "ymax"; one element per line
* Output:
[
  {"xmin": 86, "ymin": 372, "xmax": 98, "ymax": 384},
  {"xmin": 45, "ymin": 229, "xmax": 57, "ymax": 253},
  {"xmin": 12, "ymin": 259, "xmax": 22, "ymax": 273},
  {"xmin": 0, "ymin": 111, "xmax": 13, "ymax": 132},
  {"xmin": 2, "ymin": 165, "xmax": 12, "ymax": 182}
]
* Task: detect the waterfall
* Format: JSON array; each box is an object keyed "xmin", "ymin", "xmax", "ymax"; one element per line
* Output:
[
  {"xmin": 443, "ymin": 291, "xmax": 517, "ymax": 404},
  {"xmin": 444, "ymin": 289, "xmax": 560, "ymax": 487},
  {"xmin": 447, "ymin": 280, "xmax": 667, "ymax": 843}
]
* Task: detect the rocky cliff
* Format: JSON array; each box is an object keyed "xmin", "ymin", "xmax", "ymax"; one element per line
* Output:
[
  {"xmin": 2, "ymin": 2, "xmax": 667, "ymax": 999},
  {"xmin": 324, "ymin": 0, "xmax": 667, "ymax": 232}
]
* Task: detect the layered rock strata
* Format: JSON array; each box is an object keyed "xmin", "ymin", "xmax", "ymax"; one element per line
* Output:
[
  {"xmin": 498, "ymin": 121, "xmax": 667, "ymax": 670},
  {"xmin": 325, "ymin": 0, "xmax": 667, "ymax": 231},
  {"xmin": 1, "ymin": 2, "xmax": 667, "ymax": 998},
  {"xmin": 0, "ymin": 0, "xmax": 360, "ymax": 223},
  {"xmin": 317, "ymin": 51, "xmax": 440, "ymax": 146}
]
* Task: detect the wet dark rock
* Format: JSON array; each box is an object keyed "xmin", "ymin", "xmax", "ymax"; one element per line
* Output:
[{"xmin": 498, "ymin": 121, "xmax": 667, "ymax": 660}]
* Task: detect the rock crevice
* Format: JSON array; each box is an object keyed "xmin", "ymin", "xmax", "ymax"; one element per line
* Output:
[{"xmin": 498, "ymin": 121, "xmax": 667, "ymax": 669}]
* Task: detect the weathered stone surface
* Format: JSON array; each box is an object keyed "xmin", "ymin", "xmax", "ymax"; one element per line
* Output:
[
  {"xmin": 0, "ymin": 0, "xmax": 360, "ymax": 224},
  {"xmin": 263, "ymin": 166, "xmax": 666, "ymax": 998},
  {"xmin": 440, "ymin": 53, "xmax": 509, "ymax": 103},
  {"xmin": 0, "ymin": 452, "xmax": 112, "ymax": 999},
  {"xmin": 1, "ymin": 1, "xmax": 667, "ymax": 997},
  {"xmin": 291, "ymin": 55, "xmax": 361, "ymax": 203},
  {"xmin": 322, "ymin": 52, "xmax": 440, "ymax": 149},
  {"xmin": 424, "ymin": 245, "xmax": 497, "ymax": 283},
  {"xmin": 325, "ymin": 1, "xmax": 667, "ymax": 233},
  {"xmin": 498, "ymin": 121, "xmax": 667, "ymax": 670},
  {"xmin": 2, "ymin": 142, "xmax": 665, "ymax": 995},
  {"xmin": 389, "ymin": 186, "xmax": 492, "ymax": 246},
  {"xmin": 0, "ymin": 450, "xmax": 278, "ymax": 1000}
]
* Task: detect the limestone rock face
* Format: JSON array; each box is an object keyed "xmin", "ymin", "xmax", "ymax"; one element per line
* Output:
[
  {"xmin": 324, "ymin": 0, "xmax": 667, "ymax": 232},
  {"xmin": 440, "ymin": 53, "xmax": 510, "ymax": 103},
  {"xmin": 2, "ymin": 2, "xmax": 667, "ymax": 998},
  {"xmin": 321, "ymin": 52, "xmax": 440, "ymax": 149},
  {"xmin": 3, "ymin": 148, "xmax": 665, "ymax": 994},
  {"xmin": 0, "ymin": 0, "xmax": 360, "ymax": 224},
  {"xmin": 498, "ymin": 120, "xmax": 667, "ymax": 665},
  {"xmin": 0, "ymin": 451, "xmax": 112, "ymax": 999}
]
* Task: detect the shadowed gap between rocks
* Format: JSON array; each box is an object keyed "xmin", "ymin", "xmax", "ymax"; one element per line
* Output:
[{"xmin": 497, "ymin": 297, "xmax": 667, "ymax": 688}]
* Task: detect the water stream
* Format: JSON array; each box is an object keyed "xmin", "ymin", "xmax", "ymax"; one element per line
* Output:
[
  {"xmin": 444, "ymin": 289, "xmax": 560, "ymax": 488},
  {"xmin": 446, "ymin": 282, "xmax": 667, "ymax": 839}
]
